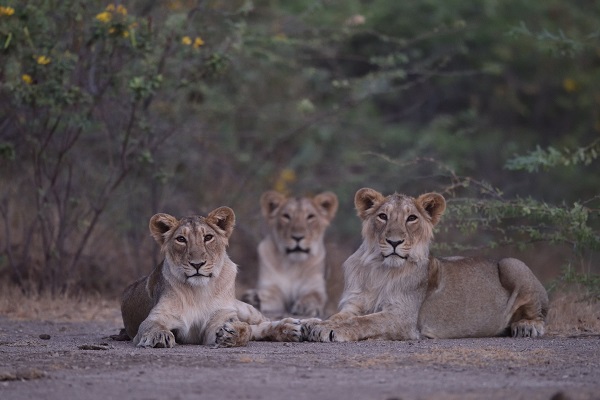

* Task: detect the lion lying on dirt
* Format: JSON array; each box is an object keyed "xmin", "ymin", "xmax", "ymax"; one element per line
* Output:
[
  {"xmin": 120, "ymin": 207, "xmax": 301, "ymax": 348},
  {"xmin": 241, "ymin": 191, "xmax": 338, "ymax": 317},
  {"xmin": 303, "ymin": 188, "xmax": 549, "ymax": 342}
]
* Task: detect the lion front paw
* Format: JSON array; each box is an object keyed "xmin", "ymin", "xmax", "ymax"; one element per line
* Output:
[
  {"xmin": 511, "ymin": 319, "xmax": 545, "ymax": 338},
  {"xmin": 301, "ymin": 319, "xmax": 338, "ymax": 342},
  {"xmin": 277, "ymin": 318, "xmax": 303, "ymax": 342},
  {"xmin": 241, "ymin": 289, "xmax": 261, "ymax": 310},
  {"xmin": 215, "ymin": 321, "xmax": 251, "ymax": 348},
  {"xmin": 253, "ymin": 318, "xmax": 302, "ymax": 342},
  {"xmin": 136, "ymin": 329, "xmax": 176, "ymax": 348},
  {"xmin": 301, "ymin": 319, "xmax": 353, "ymax": 342}
]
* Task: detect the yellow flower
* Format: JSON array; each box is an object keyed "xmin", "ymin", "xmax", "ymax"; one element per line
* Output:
[
  {"xmin": 22, "ymin": 74, "xmax": 33, "ymax": 84},
  {"xmin": 109, "ymin": 27, "xmax": 116, "ymax": 34},
  {"xmin": 279, "ymin": 168, "xmax": 296, "ymax": 182},
  {"xmin": 0, "ymin": 6, "xmax": 15, "ymax": 16},
  {"xmin": 181, "ymin": 36, "xmax": 192, "ymax": 45},
  {"xmin": 274, "ymin": 168, "xmax": 296, "ymax": 194},
  {"xmin": 122, "ymin": 30, "xmax": 129, "ymax": 38},
  {"xmin": 116, "ymin": 5, "xmax": 127, "ymax": 15},
  {"xmin": 36, "ymin": 55, "xmax": 51, "ymax": 65},
  {"xmin": 563, "ymin": 78, "xmax": 578, "ymax": 93},
  {"xmin": 105, "ymin": 4, "xmax": 115, "ymax": 12},
  {"xmin": 193, "ymin": 37, "xmax": 205, "ymax": 48},
  {"xmin": 95, "ymin": 11, "xmax": 112, "ymax": 23}
]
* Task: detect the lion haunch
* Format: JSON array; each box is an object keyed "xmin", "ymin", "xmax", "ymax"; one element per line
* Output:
[
  {"xmin": 303, "ymin": 188, "xmax": 549, "ymax": 342},
  {"xmin": 120, "ymin": 207, "xmax": 301, "ymax": 348},
  {"xmin": 241, "ymin": 191, "xmax": 338, "ymax": 318}
]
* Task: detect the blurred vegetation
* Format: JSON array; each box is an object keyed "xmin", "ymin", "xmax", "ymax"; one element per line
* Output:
[{"xmin": 0, "ymin": 0, "xmax": 598, "ymax": 296}]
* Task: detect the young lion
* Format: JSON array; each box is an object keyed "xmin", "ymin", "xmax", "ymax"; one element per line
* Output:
[
  {"xmin": 303, "ymin": 188, "xmax": 548, "ymax": 342},
  {"xmin": 121, "ymin": 206, "xmax": 301, "ymax": 348},
  {"xmin": 241, "ymin": 191, "xmax": 338, "ymax": 317}
]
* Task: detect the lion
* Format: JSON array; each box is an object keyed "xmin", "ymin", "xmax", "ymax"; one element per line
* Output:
[
  {"xmin": 120, "ymin": 206, "xmax": 301, "ymax": 348},
  {"xmin": 241, "ymin": 191, "xmax": 339, "ymax": 317},
  {"xmin": 303, "ymin": 188, "xmax": 549, "ymax": 342}
]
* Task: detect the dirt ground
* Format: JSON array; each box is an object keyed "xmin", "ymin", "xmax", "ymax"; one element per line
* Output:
[{"xmin": 0, "ymin": 313, "xmax": 599, "ymax": 400}]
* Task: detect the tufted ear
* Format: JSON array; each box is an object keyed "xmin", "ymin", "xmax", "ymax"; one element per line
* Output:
[
  {"xmin": 149, "ymin": 213, "xmax": 179, "ymax": 245},
  {"xmin": 206, "ymin": 206, "xmax": 236, "ymax": 239},
  {"xmin": 354, "ymin": 188, "xmax": 386, "ymax": 220},
  {"xmin": 416, "ymin": 193, "xmax": 446, "ymax": 225},
  {"xmin": 313, "ymin": 191, "xmax": 339, "ymax": 222},
  {"xmin": 260, "ymin": 190, "xmax": 286, "ymax": 219}
]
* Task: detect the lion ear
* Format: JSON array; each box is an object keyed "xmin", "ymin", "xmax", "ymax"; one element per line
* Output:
[
  {"xmin": 260, "ymin": 191, "xmax": 286, "ymax": 218},
  {"xmin": 206, "ymin": 206, "xmax": 236, "ymax": 239},
  {"xmin": 354, "ymin": 188, "xmax": 386, "ymax": 220},
  {"xmin": 313, "ymin": 191, "xmax": 339, "ymax": 222},
  {"xmin": 149, "ymin": 213, "xmax": 179, "ymax": 245},
  {"xmin": 416, "ymin": 193, "xmax": 446, "ymax": 225}
]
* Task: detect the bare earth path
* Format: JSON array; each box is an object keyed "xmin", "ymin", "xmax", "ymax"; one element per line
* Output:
[{"xmin": 0, "ymin": 316, "xmax": 598, "ymax": 400}]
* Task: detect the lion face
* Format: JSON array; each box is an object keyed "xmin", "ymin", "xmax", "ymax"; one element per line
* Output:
[
  {"xmin": 149, "ymin": 207, "xmax": 236, "ymax": 286},
  {"xmin": 261, "ymin": 191, "xmax": 338, "ymax": 262},
  {"xmin": 354, "ymin": 188, "xmax": 446, "ymax": 267}
]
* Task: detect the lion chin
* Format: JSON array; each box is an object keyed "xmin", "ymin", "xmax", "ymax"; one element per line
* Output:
[{"xmin": 382, "ymin": 253, "xmax": 407, "ymax": 268}]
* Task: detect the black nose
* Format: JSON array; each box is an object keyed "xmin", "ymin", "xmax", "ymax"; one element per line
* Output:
[
  {"xmin": 190, "ymin": 261, "xmax": 206, "ymax": 270},
  {"xmin": 291, "ymin": 235, "xmax": 304, "ymax": 242},
  {"xmin": 386, "ymin": 239, "xmax": 404, "ymax": 248}
]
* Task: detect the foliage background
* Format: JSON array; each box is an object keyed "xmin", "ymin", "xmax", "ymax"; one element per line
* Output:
[{"xmin": 0, "ymin": 0, "xmax": 598, "ymax": 300}]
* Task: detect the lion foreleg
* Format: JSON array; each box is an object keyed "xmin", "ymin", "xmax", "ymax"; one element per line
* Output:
[{"xmin": 305, "ymin": 312, "xmax": 420, "ymax": 342}]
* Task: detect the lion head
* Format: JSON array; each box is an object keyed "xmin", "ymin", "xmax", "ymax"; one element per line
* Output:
[
  {"xmin": 354, "ymin": 188, "xmax": 446, "ymax": 267},
  {"xmin": 149, "ymin": 207, "xmax": 236, "ymax": 285},
  {"xmin": 260, "ymin": 191, "xmax": 338, "ymax": 262}
]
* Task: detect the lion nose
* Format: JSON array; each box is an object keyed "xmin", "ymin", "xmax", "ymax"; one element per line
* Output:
[
  {"xmin": 291, "ymin": 235, "xmax": 304, "ymax": 242},
  {"xmin": 386, "ymin": 239, "xmax": 404, "ymax": 248},
  {"xmin": 190, "ymin": 261, "xmax": 206, "ymax": 271}
]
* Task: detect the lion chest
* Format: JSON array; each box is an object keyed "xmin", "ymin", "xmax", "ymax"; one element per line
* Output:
[
  {"xmin": 258, "ymin": 240, "xmax": 326, "ymax": 298},
  {"xmin": 162, "ymin": 289, "xmax": 234, "ymax": 344}
]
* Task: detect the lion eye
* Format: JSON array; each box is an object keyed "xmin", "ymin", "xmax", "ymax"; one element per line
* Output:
[
  {"xmin": 282, "ymin": 213, "xmax": 291, "ymax": 221},
  {"xmin": 204, "ymin": 234, "xmax": 214, "ymax": 242},
  {"xmin": 307, "ymin": 214, "xmax": 315, "ymax": 220},
  {"xmin": 377, "ymin": 213, "xmax": 388, "ymax": 221},
  {"xmin": 407, "ymin": 215, "xmax": 418, "ymax": 222},
  {"xmin": 175, "ymin": 236, "xmax": 187, "ymax": 244}
]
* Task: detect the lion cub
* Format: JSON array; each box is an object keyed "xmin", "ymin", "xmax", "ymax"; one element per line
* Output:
[
  {"xmin": 121, "ymin": 207, "xmax": 301, "ymax": 348},
  {"xmin": 304, "ymin": 188, "xmax": 548, "ymax": 342},
  {"xmin": 241, "ymin": 191, "xmax": 338, "ymax": 317}
]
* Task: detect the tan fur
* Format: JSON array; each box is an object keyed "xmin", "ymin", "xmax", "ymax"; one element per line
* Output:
[
  {"xmin": 241, "ymin": 191, "xmax": 338, "ymax": 317},
  {"xmin": 303, "ymin": 188, "xmax": 549, "ymax": 342},
  {"xmin": 120, "ymin": 207, "xmax": 301, "ymax": 348}
]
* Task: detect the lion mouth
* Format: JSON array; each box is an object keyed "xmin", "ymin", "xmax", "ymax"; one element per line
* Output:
[
  {"xmin": 384, "ymin": 252, "xmax": 408, "ymax": 260},
  {"xmin": 286, "ymin": 246, "xmax": 310, "ymax": 254},
  {"xmin": 187, "ymin": 272, "xmax": 213, "ymax": 279}
]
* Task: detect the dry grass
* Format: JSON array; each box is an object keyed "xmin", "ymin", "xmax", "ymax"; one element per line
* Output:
[
  {"xmin": 546, "ymin": 289, "xmax": 600, "ymax": 336},
  {"xmin": 0, "ymin": 283, "xmax": 121, "ymax": 323}
]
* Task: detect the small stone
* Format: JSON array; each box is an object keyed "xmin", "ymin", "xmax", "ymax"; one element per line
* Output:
[{"xmin": 39, "ymin": 334, "xmax": 51, "ymax": 340}]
